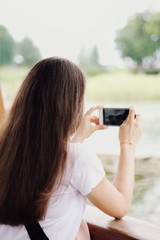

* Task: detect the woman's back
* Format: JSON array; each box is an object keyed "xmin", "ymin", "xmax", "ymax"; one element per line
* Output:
[
  {"xmin": 0, "ymin": 57, "xmax": 85, "ymax": 225},
  {"xmin": 0, "ymin": 142, "xmax": 105, "ymax": 240}
]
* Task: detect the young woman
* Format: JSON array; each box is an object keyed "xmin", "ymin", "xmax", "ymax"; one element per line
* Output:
[{"xmin": 0, "ymin": 57, "xmax": 142, "ymax": 240}]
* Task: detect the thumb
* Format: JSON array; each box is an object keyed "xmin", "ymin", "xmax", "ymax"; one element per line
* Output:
[{"xmin": 92, "ymin": 124, "xmax": 108, "ymax": 132}]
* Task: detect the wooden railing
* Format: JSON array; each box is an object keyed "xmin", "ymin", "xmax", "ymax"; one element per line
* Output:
[{"xmin": 85, "ymin": 205, "xmax": 160, "ymax": 240}]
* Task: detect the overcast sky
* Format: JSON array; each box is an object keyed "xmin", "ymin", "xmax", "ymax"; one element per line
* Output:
[{"xmin": 1, "ymin": 0, "xmax": 160, "ymax": 65}]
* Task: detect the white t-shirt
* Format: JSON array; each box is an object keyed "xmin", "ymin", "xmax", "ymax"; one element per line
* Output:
[{"xmin": 0, "ymin": 142, "xmax": 105, "ymax": 240}]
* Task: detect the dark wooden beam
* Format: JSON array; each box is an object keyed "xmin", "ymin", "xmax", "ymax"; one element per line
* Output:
[{"xmin": 85, "ymin": 205, "xmax": 160, "ymax": 240}]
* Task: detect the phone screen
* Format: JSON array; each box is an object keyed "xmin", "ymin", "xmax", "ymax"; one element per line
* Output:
[{"xmin": 103, "ymin": 108, "xmax": 129, "ymax": 126}]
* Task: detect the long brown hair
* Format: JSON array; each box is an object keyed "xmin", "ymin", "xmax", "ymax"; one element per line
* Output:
[{"xmin": 0, "ymin": 57, "xmax": 85, "ymax": 225}]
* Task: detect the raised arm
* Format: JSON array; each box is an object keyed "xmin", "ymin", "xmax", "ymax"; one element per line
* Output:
[
  {"xmin": 72, "ymin": 107, "xmax": 142, "ymax": 219},
  {"xmin": 87, "ymin": 108, "xmax": 142, "ymax": 218}
]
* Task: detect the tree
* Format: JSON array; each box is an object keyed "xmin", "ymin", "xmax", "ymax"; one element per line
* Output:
[
  {"xmin": 115, "ymin": 12, "xmax": 160, "ymax": 73},
  {"xmin": 0, "ymin": 25, "xmax": 14, "ymax": 65},
  {"xmin": 146, "ymin": 12, "xmax": 160, "ymax": 38},
  {"xmin": 0, "ymin": 25, "xmax": 42, "ymax": 67},
  {"xmin": 78, "ymin": 45, "xmax": 106, "ymax": 75},
  {"xmin": 144, "ymin": 13, "xmax": 160, "ymax": 72},
  {"xmin": 15, "ymin": 37, "xmax": 41, "ymax": 66}
]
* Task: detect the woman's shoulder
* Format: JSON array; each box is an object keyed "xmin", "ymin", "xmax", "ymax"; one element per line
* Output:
[
  {"xmin": 67, "ymin": 142, "xmax": 101, "ymax": 167},
  {"xmin": 67, "ymin": 141, "xmax": 85, "ymax": 155},
  {"xmin": 66, "ymin": 142, "xmax": 105, "ymax": 196}
]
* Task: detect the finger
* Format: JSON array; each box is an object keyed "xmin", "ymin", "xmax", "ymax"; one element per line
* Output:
[
  {"xmin": 85, "ymin": 106, "xmax": 103, "ymax": 116},
  {"xmin": 135, "ymin": 114, "xmax": 141, "ymax": 124},
  {"xmin": 127, "ymin": 107, "xmax": 136, "ymax": 123},
  {"xmin": 92, "ymin": 124, "xmax": 108, "ymax": 131},
  {"xmin": 90, "ymin": 116, "xmax": 99, "ymax": 125},
  {"xmin": 136, "ymin": 114, "xmax": 142, "ymax": 134},
  {"xmin": 90, "ymin": 115, "xmax": 98, "ymax": 120},
  {"xmin": 121, "ymin": 118, "xmax": 127, "ymax": 126}
]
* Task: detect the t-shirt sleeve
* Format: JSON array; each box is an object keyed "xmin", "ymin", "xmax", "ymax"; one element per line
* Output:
[{"xmin": 70, "ymin": 143, "xmax": 105, "ymax": 196}]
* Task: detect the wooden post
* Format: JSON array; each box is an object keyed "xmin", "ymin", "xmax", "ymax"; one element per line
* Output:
[{"xmin": 0, "ymin": 87, "xmax": 5, "ymax": 123}]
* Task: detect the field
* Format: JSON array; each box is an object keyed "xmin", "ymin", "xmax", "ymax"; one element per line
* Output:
[
  {"xmin": 86, "ymin": 71, "xmax": 160, "ymax": 102},
  {"xmin": 0, "ymin": 66, "xmax": 160, "ymax": 103},
  {"xmin": 0, "ymin": 66, "xmax": 29, "ymax": 104}
]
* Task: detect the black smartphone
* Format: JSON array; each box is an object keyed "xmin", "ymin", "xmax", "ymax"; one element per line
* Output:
[{"xmin": 99, "ymin": 108, "xmax": 129, "ymax": 126}]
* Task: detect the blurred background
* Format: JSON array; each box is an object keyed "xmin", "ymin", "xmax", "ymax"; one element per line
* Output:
[{"xmin": 0, "ymin": 0, "xmax": 160, "ymax": 225}]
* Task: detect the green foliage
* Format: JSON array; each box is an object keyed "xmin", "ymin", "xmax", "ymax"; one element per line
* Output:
[
  {"xmin": 0, "ymin": 25, "xmax": 41, "ymax": 67},
  {"xmin": 78, "ymin": 45, "xmax": 106, "ymax": 76},
  {"xmin": 0, "ymin": 25, "xmax": 14, "ymax": 65},
  {"xmin": 146, "ymin": 12, "xmax": 160, "ymax": 38},
  {"xmin": 15, "ymin": 37, "xmax": 41, "ymax": 67},
  {"xmin": 115, "ymin": 12, "xmax": 160, "ymax": 73}
]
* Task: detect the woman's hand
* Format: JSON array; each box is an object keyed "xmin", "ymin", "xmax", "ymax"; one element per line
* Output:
[
  {"xmin": 72, "ymin": 106, "xmax": 107, "ymax": 143},
  {"xmin": 119, "ymin": 107, "xmax": 142, "ymax": 149}
]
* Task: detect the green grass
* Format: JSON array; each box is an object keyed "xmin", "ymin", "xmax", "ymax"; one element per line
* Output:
[
  {"xmin": 0, "ymin": 66, "xmax": 28, "ymax": 85},
  {"xmin": 0, "ymin": 67, "xmax": 160, "ymax": 103},
  {"xmin": 86, "ymin": 71, "xmax": 160, "ymax": 102},
  {"xmin": 0, "ymin": 66, "xmax": 29, "ymax": 103}
]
